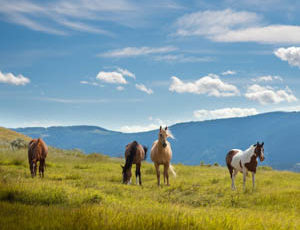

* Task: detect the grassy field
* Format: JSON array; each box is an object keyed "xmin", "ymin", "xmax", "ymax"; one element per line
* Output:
[{"xmin": 0, "ymin": 128, "xmax": 299, "ymax": 229}]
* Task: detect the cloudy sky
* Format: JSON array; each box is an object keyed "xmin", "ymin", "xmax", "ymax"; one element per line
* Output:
[{"xmin": 1, "ymin": 0, "xmax": 300, "ymax": 132}]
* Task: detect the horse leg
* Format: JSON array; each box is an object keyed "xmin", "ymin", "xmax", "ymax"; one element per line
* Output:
[
  {"xmin": 252, "ymin": 172, "xmax": 255, "ymax": 190},
  {"xmin": 155, "ymin": 163, "xmax": 160, "ymax": 186},
  {"xmin": 164, "ymin": 163, "xmax": 170, "ymax": 186},
  {"xmin": 135, "ymin": 164, "xmax": 139, "ymax": 185},
  {"xmin": 243, "ymin": 169, "xmax": 247, "ymax": 191},
  {"xmin": 231, "ymin": 169, "xmax": 238, "ymax": 190},
  {"xmin": 33, "ymin": 162, "xmax": 37, "ymax": 177},
  {"xmin": 137, "ymin": 163, "xmax": 142, "ymax": 186},
  {"xmin": 29, "ymin": 162, "xmax": 34, "ymax": 178},
  {"xmin": 39, "ymin": 159, "xmax": 45, "ymax": 178}
]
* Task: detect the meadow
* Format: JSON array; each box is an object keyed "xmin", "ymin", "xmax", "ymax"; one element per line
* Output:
[{"xmin": 0, "ymin": 128, "xmax": 299, "ymax": 230}]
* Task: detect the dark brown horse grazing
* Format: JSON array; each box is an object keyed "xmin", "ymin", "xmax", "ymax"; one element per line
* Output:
[
  {"xmin": 121, "ymin": 141, "xmax": 147, "ymax": 185},
  {"xmin": 28, "ymin": 138, "xmax": 48, "ymax": 178}
]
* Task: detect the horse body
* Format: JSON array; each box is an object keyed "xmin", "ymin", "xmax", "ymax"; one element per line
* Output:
[
  {"xmin": 28, "ymin": 138, "xmax": 48, "ymax": 178},
  {"xmin": 226, "ymin": 142, "xmax": 264, "ymax": 190},
  {"xmin": 122, "ymin": 141, "xmax": 147, "ymax": 185},
  {"xmin": 151, "ymin": 126, "xmax": 176, "ymax": 186}
]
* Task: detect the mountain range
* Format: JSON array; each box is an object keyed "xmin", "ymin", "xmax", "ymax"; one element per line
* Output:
[{"xmin": 13, "ymin": 111, "xmax": 300, "ymax": 171}]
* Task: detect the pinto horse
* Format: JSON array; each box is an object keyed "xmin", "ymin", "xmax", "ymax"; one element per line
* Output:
[
  {"xmin": 226, "ymin": 142, "xmax": 265, "ymax": 190},
  {"xmin": 121, "ymin": 141, "xmax": 147, "ymax": 185},
  {"xmin": 151, "ymin": 126, "xmax": 176, "ymax": 186},
  {"xmin": 28, "ymin": 138, "xmax": 48, "ymax": 178}
]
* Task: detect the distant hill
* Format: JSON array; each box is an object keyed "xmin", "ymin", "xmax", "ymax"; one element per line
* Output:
[
  {"xmin": 13, "ymin": 112, "xmax": 300, "ymax": 171},
  {"xmin": 0, "ymin": 127, "xmax": 30, "ymax": 144}
]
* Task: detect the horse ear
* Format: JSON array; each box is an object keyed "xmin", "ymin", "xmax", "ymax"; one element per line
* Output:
[
  {"xmin": 262, "ymin": 142, "xmax": 264, "ymax": 146},
  {"xmin": 257, "ymin": 141, "xmax": 259, "ymax": 145},
  {"xmin": 165, "ymin": 126, "xmax": 168, "ymax": 130},
  {"xmin": 160, "ymin": 126, "xmax": 162, "ymax": 131}
]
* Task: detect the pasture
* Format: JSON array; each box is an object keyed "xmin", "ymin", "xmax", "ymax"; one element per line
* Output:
[{"xmin": 0, "ymin": 130, "xmax": 299, "ymax": 229}]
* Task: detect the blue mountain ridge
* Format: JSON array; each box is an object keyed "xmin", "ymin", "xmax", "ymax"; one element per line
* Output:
[{"xmin": 13, "ymin": 111, "xmax": 300, "ymax": 171}]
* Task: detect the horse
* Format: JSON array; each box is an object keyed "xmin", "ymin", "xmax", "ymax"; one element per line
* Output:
[
  {"xmin": 28, "ymin": 138, "xmax": 48, "ymax": 178},
  {"xmin": 151, "ymin": 126, "xmax": 176, "ymax": 186},
  {"xmin": 226, "ymin": 142, "xmax": 265, "ymax": 190},
  {"xmin": 121, "ymin": 141, "xmax": 147, "ymax": 185}
]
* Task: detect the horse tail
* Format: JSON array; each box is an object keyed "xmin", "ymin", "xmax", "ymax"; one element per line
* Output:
[
  {"xmin": 169, "ymin": 164, "xmax": 176, "ymax": 178},
  {"xmin": 125, "ymin": 141, "xmax": 138, "ymax": 169},
  {"xmin": 143, "ymin": 146, "xmax": 148, "ymax": 160}
]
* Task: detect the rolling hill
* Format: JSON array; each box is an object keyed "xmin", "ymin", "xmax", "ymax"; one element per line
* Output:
[{"xmin": 13, "ymin": 111, "xmax": 300, "ymax": 171}]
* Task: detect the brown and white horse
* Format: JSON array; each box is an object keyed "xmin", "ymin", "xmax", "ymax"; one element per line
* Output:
[
  {"xmin": 122, "ymin": 141, "xmax": 147, "ymax": 185},
  {"xmin": 28, "ymin": 138, "xmax": 48, "ymax": 178},
  {"xmin": 226, "ymin": 142, "xmax": 265, "ymax": 190},
  {"xmin": 151, "ymin": 126, "xmax": 176, "ymax": 186}
]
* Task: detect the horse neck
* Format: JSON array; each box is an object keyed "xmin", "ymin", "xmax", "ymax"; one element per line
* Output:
[{"xmin": 242, "ymin": 146, "xmax": 255, "ymax": 158}]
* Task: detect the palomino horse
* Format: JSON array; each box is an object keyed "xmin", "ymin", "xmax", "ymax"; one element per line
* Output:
[
  {"xmin": 226, "ymin": 142, "xmax": 265, "ymax": 190},
  {"xmin": 28, "ymin": 138, "xmax": 48, "ymax": 178},
  {"xmin": 151, "ymin": 126, "xmax": 176, "ymax": 186},
  {"xmin": 121, "ymin": 141, "xmax": 147, "ymax": 185}
]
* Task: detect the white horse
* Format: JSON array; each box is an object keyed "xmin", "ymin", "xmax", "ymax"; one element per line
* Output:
[
  {"xmin": 151, "ymin": 126, "xmax": 176, "ymax": 186},
  {"xmin": 226, "ymin": 142, "xmax": 265, "ymax": 190}
]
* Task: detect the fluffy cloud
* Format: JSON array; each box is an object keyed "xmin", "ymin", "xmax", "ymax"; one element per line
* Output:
[
  {"xmin": 221, "ymin": 70, "xmax": 236, "ymax": 75},
  {"xmin": 175, "ymin": 9, "xmax": 300, "ymax": 44},
  {"xmin": 193, "ymin": 108, "xmax": 258, "ymax": 121},
  {"xmin": 245, "ymin": 84, "xmax": 297, "ymax": 104},
  {"xmin": 169, "ymin": 74, "xmax": 239, "ymax": 97},
  {"xmin": 116, "ymin": 86, "xmax": 125, "ymax": 91},
  {"xmin": 116, "ymin": 68, "xmax": 135, "ymax": 79},
  {"xmin": 96, "ymin": 71, "xmax": 127, "ymax": 84},
  {"xmin": 0, "ymin": 71, "xmax": 30, "ymax": 86},
  {"xmin": 135, "ymin": 84, "xmax": 153, "ymax": 94},
  {"xmin": 274, "ymin": 47, "xmax": 300, "ymax": 67},
  {"xmin": 100, "ymin": 46, "xmax": 177, "ymax": 58},
  {"xmin": 119, "ymin": 124, "xmax": 158, "ymax": 133},
  {"xmin": 252, "ymin": 75, "xmax": 283, "ymax": 82}
]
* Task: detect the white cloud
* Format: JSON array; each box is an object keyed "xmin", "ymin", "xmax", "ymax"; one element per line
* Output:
[
  {"xmin": 193, "ymin": 107, "xmax": 258, "ymax": 121},
  {"xmin": 274, "ymin": 47, "xmax": 300, "ymax": 67},
  {"xmin": 175, "ymin": 9, "xmax": 300, "ymax": 44},
  {"xmin": 221, "ymin": 70, "xmax": 236, "ymax": 75},
  {"xmin": 0, "ymin": 70, "xmax": 30, "ymax": 85},
  {"xmin": 119, "ymin": 124, "xmax": 158, "ymax": 133},
  {"xmin": 116, "ymin": 68, "xmax": 135, "ymax": 79},
  {"xmin": 100, "ymin": 46, "xmax": 177, "ymax": 58},
  {"xmin": 245, "ymin": 84, "xmax": 297, "ymax": 104},
  {"xmin": 153, "ymin": 54, "xmax": 213, "ymax": 63},
  {"xmin": 116, "ymin": 86, "xmax": 124, "ymax": 91},
  {"xmin": 80, "ymin": 81, "xmax": 100, "ymax": 86},
  {"xmin": 252, "ymin": 75, "xmax": 283, "ymax": 82},
  {"xmin": 169, "ymin": 74, "xmax": 239, "ymax": 97},
  {"xmin": 96, "ymin": 71, "xmax": 127, "ymax": 84},
  {"xmin": 135, "ymin": 83, "xmax": 153, "ymax": 94}
]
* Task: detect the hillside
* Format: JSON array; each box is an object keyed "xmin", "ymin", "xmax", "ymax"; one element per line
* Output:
[
  {"xmin": 0, "ymin": 127, "xmax": 30, "ymax": 143},
  {"xmin": 0, "ymin": 128, "xmax": 299, "ymax": 230},
  {"xmin": 14, "ymin": 111, "xmax": 300, "ymax": 171}
]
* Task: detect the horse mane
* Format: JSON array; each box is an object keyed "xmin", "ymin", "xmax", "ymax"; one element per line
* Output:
[
  {"xmin": 143, "ymin": 146, "xmax": 148, "ymax": 160},
  {"xmin": 243, "ymin": 145, "xmax": 255, "ymax": 157},
  {"xmin": 166, "ymin": 129, "xmax": 175, "ymax": 139},
  {"xmin": 124, "ymin": 141, "xmax": 138, "ymax": 172}
]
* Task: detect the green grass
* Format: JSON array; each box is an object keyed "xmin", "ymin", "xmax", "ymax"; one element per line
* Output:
[{"xmin": 0, "ymin": 131, "xmax": 299, "ymax": 229}]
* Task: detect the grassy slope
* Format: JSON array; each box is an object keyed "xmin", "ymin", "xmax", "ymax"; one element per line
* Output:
[
  {"xmin": 0, "ymin": 127, "xmax": 31, "ymax": 143},
  {"xmin": 0, "ymin": 128, "xmax": 299, "ymax": 230}
]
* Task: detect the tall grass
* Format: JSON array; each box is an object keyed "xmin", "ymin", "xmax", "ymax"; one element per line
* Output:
[{"xmin": 0, "ymin": 145, "xmax": 299, "ymax": 229}]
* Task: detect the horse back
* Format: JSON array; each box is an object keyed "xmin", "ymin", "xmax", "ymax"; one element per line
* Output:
[{"xmin": 28, "ymin": 138, "xmax": 48, "ymax": 162}]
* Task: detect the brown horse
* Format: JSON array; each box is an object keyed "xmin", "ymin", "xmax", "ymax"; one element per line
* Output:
[
  {"xmin": 121, "ymin": 141, "xmax": 147, "ymax": 185},
  {"xmin": 151, "ymin": 126, "xmax": 176, "ymax": 186},
  {"xmin": 28, "ymin": 138, "xmax": 48, "ymax": 178}
]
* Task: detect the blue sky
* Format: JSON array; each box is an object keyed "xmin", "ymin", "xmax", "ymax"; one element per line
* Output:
[{"xmin": 1, "ymin": 0, "xmax": 300, "ymax": 132}]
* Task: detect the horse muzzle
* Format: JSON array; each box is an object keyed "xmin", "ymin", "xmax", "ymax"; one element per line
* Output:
[
  {"xmin": 162, "ymin": 143, "xmax": 167, "ymax": 148},
  {"xmin": 260, "ymin": 156, "xmax": 265, "ymax": 162}
]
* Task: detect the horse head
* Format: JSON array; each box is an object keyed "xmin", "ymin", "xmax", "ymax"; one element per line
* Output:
[
  {"xmin": 254, "ymin": 141, "xmax": 265, "ymax": 162},
  {"xmin": 159, "ymin": 126, "xmax": 171, "ymax": 148},
  {"xmin": 121, "ymin": 164, "xmax": 132, "ymax": 184}
]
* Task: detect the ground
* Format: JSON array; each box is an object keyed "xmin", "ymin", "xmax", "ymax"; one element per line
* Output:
[{"xmin": 0, "ymin": 128, "xmax": 299, "ymax": 230}]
